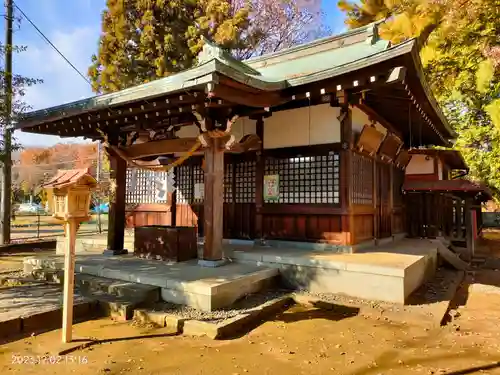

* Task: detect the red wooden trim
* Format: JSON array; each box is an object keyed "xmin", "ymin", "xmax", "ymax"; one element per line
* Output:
[
  {"xmin": 126, "ymin": 203, "xmax": 171, "ymax": 213},
  {"xmin": 260, "ymin": 204, "xmax": 344, "ymax": 215},
  {"xmin": 351, "ymin": 205, "xmax": 375, "ymax": 215},
  {"xmin": 263, "ymin": 143, "xmax": 342, "ymax": 158},
  {"xmin": 405, "ymin": 173, "xmax": 438, "ymax": 181}
]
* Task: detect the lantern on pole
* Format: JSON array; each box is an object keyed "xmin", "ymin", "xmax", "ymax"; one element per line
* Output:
[{"xmin": 42, "ymin": 169, "xmax": 96, "ymax": 343}]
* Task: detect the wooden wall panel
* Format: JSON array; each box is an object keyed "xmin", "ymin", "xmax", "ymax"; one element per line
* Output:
[
  {"xmin": 125, "ymin": 204, "xmax": 171, "ymax": 228},
  {"xmin": 262, "ymin": 214, "xmax": 343, "ymax": 244},
  {"xmin": 392, "ymin": 209, "xmax": 405, "ymax": 234},
  {"xmin": 175, "ymin": 204, "xmax": 199, "ymax": 228},
  {"xmin": 352, "ymin": 214, "xmax": 374, "ymax": 243}
]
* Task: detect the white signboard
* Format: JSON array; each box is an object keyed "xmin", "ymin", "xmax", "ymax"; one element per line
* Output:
[{"xmin": 194, "ymin": 183, "xmax": 205, "ymax": 200}]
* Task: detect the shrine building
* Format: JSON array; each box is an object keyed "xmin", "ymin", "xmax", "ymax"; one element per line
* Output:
[{"xmin": 17, "ymin": 23, "xmax": 490, "ymax": 307}]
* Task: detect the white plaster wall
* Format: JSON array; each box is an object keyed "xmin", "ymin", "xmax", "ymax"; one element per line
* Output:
[
  {"xmin": 263, "ymin": 104, "xmax": 341, "ymax": 149},
  {"xmin": 351, "ymin": 106, "xmax": 388, "ymax": 135},
  {"xmin": 232, "ymin": 117, "xmax": 257, "ymax": 142},
  {"xmin": 406, "ymin": 154, "xmax": 435, "ymax": 175},
  {"xmin": 175, "ymin": 124, "xmax": 199, "ymax": 138},
  {"xmin": 175, "ymin": 118, "xmax": 257, "ymax": 141},
  {"xmin": 352, "ymin": 106, "xmax": 370, "ymax": 133}
]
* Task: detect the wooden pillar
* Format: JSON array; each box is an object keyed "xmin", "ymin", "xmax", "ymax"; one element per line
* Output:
[
  {"xmin": 201, "ymin": 136, "xmax": 225, "ymax": 264},
  {"xmin": 465, "ymin": 198, "xmax": 475, "ymax": 260},
  {"xmin": 389, "ymin": 163, "xmax": 394, "ymax": 238},
  {"xmin": 338, "ymin": 91, "xmax": 354, "ymax": 245},
  {"xmin": 171, "ymin": 168, "xmax": 177, "ymax": 227},
  {"xmin": 105, "ymin": 153, "xmax": 127, "ymax": 255},
  {"xmin": 373, "ymin": 159, "xmax": 379, "ymax": 241},
  {"xmin": 62, "ymin": 218, "xmax": 77, "ymax": 343},
  {"xmin": 255, "ymin": 117, "xmax": 264, "ymax": 243}
]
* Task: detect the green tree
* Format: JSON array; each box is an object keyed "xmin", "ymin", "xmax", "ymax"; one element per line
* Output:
[
  {"xmin": 88, "ymin": 0, "xmax": 329, "ymax": 93},
  {"xmin": 0, "ymin": 43, "xmax": 42, "ymax": 160},
  {"xmin": 88, "ymin": 0, "xmax": 250, "ymax": 93},
  {"xmin": 338, "ymin": 0, "xmax": 500, "ymax": 195}
]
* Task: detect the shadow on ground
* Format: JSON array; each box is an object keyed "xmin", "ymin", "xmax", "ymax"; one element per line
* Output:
[{"xmin": 59, "ymin": 332, "xmax": 178, "ymax": 355}]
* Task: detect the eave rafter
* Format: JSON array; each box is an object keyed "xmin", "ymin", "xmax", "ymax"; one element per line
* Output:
[{"xmin": 21, "ymin": 61, "xmax": 448, "ymax": 150}]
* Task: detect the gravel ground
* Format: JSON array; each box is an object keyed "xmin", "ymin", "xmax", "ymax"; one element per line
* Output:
[
  {"xmin": 149, "ymin": 289, "xmax": 291, "ymax": 324},
  {"xmin": 0, "ymin": 270, "xmax": 44, "ymax": 287}
]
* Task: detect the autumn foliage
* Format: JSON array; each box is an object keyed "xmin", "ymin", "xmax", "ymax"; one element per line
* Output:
[{"xmin": 13, "ymin": 143, "xmax": 100, "ymax": 197}]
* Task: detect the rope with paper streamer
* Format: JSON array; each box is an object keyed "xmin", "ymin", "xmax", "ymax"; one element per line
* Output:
[{"xmin": 96, "ymin": 127, "xmax": 232, "ymax": 173}]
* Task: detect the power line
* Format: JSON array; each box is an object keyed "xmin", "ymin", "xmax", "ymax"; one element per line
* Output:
[
  {"xmin": 12, "ymin": 1, "xmax": 91, "ymax": 85},
  {"xmin": 12, "ymin": 156, "xmax": 98, "ymax": 167}
]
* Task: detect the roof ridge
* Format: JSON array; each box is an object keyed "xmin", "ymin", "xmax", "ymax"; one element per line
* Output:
[{"xmin": 244, "ymin": 21, "xmax": 384, "ymax": 66}]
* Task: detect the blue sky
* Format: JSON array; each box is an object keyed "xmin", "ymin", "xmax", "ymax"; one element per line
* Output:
[{"xmin": 6, "ymin": 0, "xmax": 345, "ymax": 146}]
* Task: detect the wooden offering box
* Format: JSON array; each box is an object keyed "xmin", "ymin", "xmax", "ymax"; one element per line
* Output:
[{"xmin": 134, "ymin": 226, "xmax": 197, "ymax": 262}]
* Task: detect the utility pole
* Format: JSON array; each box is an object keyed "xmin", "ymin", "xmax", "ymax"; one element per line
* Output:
[
  {"xmin": 96, "ymin": 141, "xmax": 102, "ymax": 233},
  {"xmin": 1, "ymin": 0, "xmax": 13, "ymax": 245}
]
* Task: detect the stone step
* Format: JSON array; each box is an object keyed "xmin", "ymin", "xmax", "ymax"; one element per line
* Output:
[
  {"xmin": 74, "ymin": 273, "xmax": 160, "ymax": 304},
  {"xmin": 30, "ymin": 270, "xmax": 160, "ymax": 321},
  {"xmin": 92, "ymin": 291, "xmax": 145, "ymax": 321},
  {"xmin": 31, "ymin": 269, "xmax": 160, "ymax": 304}
]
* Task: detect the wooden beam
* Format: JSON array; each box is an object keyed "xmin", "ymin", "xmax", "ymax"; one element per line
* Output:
[
  {"xmin": 125, "ymin": 138, "xmax": 199, "ymax": 159},
  {"xmin": 209, "ymin": 83, "xmax": 286, "ymax": 108},
  {"xmin": 355, "ymin": 103, "xmax": 404, "ymax": 139},
  {"xmin": 202, "ymin": 136, "xmax": 225, "ymax": 261},
  {"xmin": 228, "ymin": 134, "xmax": 262, "ymax": 153}
]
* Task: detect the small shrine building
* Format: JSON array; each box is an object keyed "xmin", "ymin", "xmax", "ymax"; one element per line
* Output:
[{"xmin": 16, "ymin": 23, "xmax": 488, "ymax": 264}]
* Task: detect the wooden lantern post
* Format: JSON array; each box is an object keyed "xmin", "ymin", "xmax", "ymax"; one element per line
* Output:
[{"xmin": 42, "ymin": 169, "xmax": 96, "ymax": 343}]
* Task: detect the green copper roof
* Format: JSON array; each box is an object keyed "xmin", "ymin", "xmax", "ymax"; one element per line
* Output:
[{"xmin": 18, "ymin": 22, "xmax": 449, "ymax": 140}]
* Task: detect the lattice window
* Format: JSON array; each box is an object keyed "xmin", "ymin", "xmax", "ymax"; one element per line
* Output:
[
  {"xmin": 224, "ymin": 164, "xmax": 233, "ymax": 203},
  {"xmin": 235, "ymin": 160, "xmax": 256, "ymax": 203},
  {"xmin": 352, "ymin": 153, "xmax": 373, "ymax": 205},
  {"xmin": 193, "ymin": 164, "xmax": 204, "ymax": 203},
  {"xmin": 125, "ymin": 168, "xmax": 171, "ymax": 204},
  {"xmin": 264, "ymin": 151, "xmax": 340, "ymax": 204},
  {"xmin": 177, "ymin": 165, "xmax": 193, "ymax": 204}
]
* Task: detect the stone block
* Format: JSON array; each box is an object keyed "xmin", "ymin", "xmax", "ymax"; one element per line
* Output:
[
  {"xmin": 133, "ymin": 309, "xmax": 166, "ymax": 327},
  {"xmin": 97, "ymin": 300, "xmax": 136, "ymax": 321},
  {"xmin": 161, "ymin": 288, "xmax": 212, "ymax": 311},
  {"xmin": 280, "ymin": 264, "xmax": 406, "ymax": 303},
  {"xmin": 0, "ymin": 318, "xmax": 22, "ymax": 338},
  {"xmin": 165, "ymin": 315, "xmax": 184, "ymax": 332},
  {"xmin": 22, "ymin": 309, "xmax": 63, "ymax": 333},
  {"xmin": 183, "ymin": 320, "xmax": 219, "ymax": 339}
]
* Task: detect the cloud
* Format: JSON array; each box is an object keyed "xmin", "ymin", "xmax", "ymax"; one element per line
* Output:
[{"xmin": 14, "ymin": 26, "xmax": 100, "ymax": 146}]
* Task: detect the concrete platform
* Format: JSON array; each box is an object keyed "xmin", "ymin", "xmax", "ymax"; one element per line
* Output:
[
  {"xmin": 55, "ymin": 233, "xmax": 134, "ymax": 255},
  {"xmin": 227, "ymin": 238, "xmax": 439, "ymax": 304},
  {"xmin": 23, "ymin": 255, "xmax": 278, "ymax": 312}
]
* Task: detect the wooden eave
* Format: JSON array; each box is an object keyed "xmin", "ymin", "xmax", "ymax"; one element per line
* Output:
[
  {"xmin": 16, "ymin": 25, "xmax": 453, "ymax": 149},
  {"xmin": 409, "ymin": 148, "xmax": 468, "ymax": 171}
]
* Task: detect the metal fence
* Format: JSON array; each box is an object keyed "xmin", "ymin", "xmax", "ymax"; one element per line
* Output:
[{"xmin": 10, "ymin": 212, "xmax": 108, "ymax": 242}]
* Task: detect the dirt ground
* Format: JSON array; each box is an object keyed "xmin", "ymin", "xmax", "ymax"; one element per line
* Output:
[
  {"xmin": 2, "ymin": 232, "xmax": 500, "ymax": 375},
  {"xmin": 1, "ymin": 296, "xmax": 500, "ymax": 375}
]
